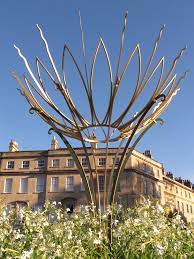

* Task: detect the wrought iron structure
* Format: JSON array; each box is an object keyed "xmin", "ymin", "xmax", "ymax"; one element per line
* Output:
[{"xmin": 13, "ymin": 12, "xmax": 188, "ymax": 213}]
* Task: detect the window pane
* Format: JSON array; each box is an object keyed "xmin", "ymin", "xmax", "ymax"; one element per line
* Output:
[
  {"xmin": 112, "ymin": 157, "xmax": 120, "ymax": 166},
  {"xmin": 67, "ymin": 159, "xmax": 74, "ymax": 167},
  {"xmin": 98, "ymin": 175, "xmax": 104, "ymax": 192},
  {"xmin": 177, "ymin": 201, "xmax": 180, "ymax": 210},
  {"xmin": 98, "ymin": 158, "xmax": 106, "ymax": 166},
  {"xmin": 38, "ymin": 160, "xmax": 45, "ymax": 168},
  {"xmin": 7, "ymin": 161, "xmax": 14, "ymax": 169},
  {"xmin": 4, "ymin": 179, "xmax": 13, "ymax": 193},
  {"xmin": 80, "ymin": 176, "xmax": 89, "ymax": 191},
  {"xmin": 52, "ymin": 159, "xmax": 60, "ymax": 168},
  {"xmin": 22, "ymin": 160, "xmax": 30, "ymax": 168},
  {"xmin": 144, "ymin": 180, "xmax": 149, "ymax": 195},
  {"xmin": 82, "ymin": 158, "xmax": 88, "ymax": 167},
  {"xmin": 20, "ymin": 178, "xmax": 28, "ymax": 193},
  {"xmin": 66, "ymin": 176, "xmax": 74, "ymax": 191},
  {"xmin": 36, "ymin": 175, "xmax": 45, "ymax": 193},
  {"xmin": 51, "ymin": 177, "xmax": 59, "ymax": 192}
]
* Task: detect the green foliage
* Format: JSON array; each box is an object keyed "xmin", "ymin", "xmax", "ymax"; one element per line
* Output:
[{"xmin": 0, "ymin": 200, "xmax": 194, "ymax": 258}]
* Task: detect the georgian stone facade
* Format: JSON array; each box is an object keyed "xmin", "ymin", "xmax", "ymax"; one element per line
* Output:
[{"xmin": 0, "ymin": 139, "xmax": 193, "ymax": 222}]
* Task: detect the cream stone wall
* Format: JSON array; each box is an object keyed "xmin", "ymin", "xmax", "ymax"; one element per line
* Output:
[{"xmin": 0, "ymin": 146, "xmax": 193, "ymax": 222}]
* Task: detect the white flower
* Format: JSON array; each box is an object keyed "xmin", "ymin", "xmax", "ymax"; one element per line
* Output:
[
  {"xmin": 21, "ymin": 249, "xmax": 33, "ymax": 259},
  {"xmin": 52, "ymin": 201, "xmax": 57, "ymax": 205},
  {"xmin": 134, "ymin": 218, "xmax": 141, "ymax": 225},
  {"xmin": 153, "ymin": 226, "xmax": 160, "ymax": 234},
  {"xmin": 155, "ymin": 243, "xmax": 164, "ymax": 255},
  {"xmin": 93, "ymin": 239, "xmax": 101, "ymax": 245},
  {"xmin": 114, "ymin": 219, "xmax": 119, "ymax": 225},
  {"xmin": 67, "ymin": 229, "xmax": 72, "ymax": 240},
  {"xmin": 175, "ymin": 214, "xmax": 181, "ymax": 221},
  {"xmin": 155, "ymin": 204, "xmax": 164, "ymax": 213}
]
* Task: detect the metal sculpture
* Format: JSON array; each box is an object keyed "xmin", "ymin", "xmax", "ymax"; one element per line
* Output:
[{"xmin": 13, "ymin": 12, "xmax": 188, "ymax": 214}]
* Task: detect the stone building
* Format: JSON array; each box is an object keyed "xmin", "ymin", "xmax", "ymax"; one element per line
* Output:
[{"xmin": 0, "ymin": 138, "xmax": 193, "ymax": 222}]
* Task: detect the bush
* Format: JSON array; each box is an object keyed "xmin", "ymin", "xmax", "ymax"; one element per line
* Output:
[{"xmin": 0, "ymin": 200, "xmax": 194, "ymax": 258}]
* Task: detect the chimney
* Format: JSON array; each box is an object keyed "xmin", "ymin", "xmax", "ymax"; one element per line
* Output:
[
  {"xmin": 50, "ymin": 136, "xmax": 59, "ymax": 150},
  {"xmin": 9, "ymin": 140, "xmax": 19, "ymax": 152},
  {"xmin": 91, "ymin": 132, "xmax": 98, "ymax": 149},
  {"xmin": 166, "ymin": 172, "xmax": 174, "ymax": 179},
  {"xmin": 144, "ymin": 150, "xmax": 152, "ymax": 158}
]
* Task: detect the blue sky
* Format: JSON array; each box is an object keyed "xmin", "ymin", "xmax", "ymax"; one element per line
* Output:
[{"xmin": 0, "ymin": 0, "xmax": 194, "ymax": 181}]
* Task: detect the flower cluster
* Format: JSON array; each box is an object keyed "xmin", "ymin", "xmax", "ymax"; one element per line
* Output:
[{"xmin": 0, "ymin": 200, "xmax": 193, "ymax": 258}]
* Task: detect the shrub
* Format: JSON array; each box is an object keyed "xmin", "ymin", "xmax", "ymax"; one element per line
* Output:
[{"xmin": 0, "ymin": 200, "xmax": 193, "ymax": 258}]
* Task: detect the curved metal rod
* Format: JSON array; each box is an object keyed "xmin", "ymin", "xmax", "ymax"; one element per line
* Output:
[
  {"xmin": 102, "ymin": 11, "xmax": 128, "ymax": 202},
  {"xmin": 113, "ymin": 47, "xmax": 185, "ymax": 131},
  {"xmin": 89, "ymin": 38, "xmax": 113, "ymax": 126},
  {"xmin": 14, "ymin": 45, "xmax": 49, "ymax": 101},
  {"xmin": 103, "ymin": 44, "xmax": 141, "ymax": 125},
  {"xmin": 36, "ymin": 24, "xmax": 62, "ymax": 85},
  {"xmin": 123, "ymin": 70, "xmax": 188, "ymax": 136},
  {"xmin": 78, "ymin": 10, "xmax": 90, "ymax": 89},
  {"xmin": 107, "ymin": 138, "xmax": 126, "ymax": 202},
  {"xmin": 112, "ymin": 55, "xmax": 164, "ymax": 128},
  {"xmin": 49, "ymin": 129, "xmax": 94, "ymax": 205},
  {"xmin": 138, "ymin": 25, "xmax": 165, "ymax": 88},
  {"xmin": 115, "ymin": 11, "xmax": 128, "ymax": 80},
  {"xmin": 24, "ymin": 74, "xmax": 77, "ymax": 128},
  {"xmin": 109, "ymin": 117, "xmax": 164, "ymax": 205},
  {"xmin": 34, "ymin": 24, "xmax": 90, "ymax": 129},
  {"xmin": 109, "ymin": 94, "xmax": 165, "ymax": 205},
  {"xmin": 111, "ymin": 25, "xmax": 164, "ymax": 127}
]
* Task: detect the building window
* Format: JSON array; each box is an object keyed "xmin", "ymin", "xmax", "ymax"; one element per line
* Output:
[
  {"xmin": 142, "ymin": 163, "xmax": 147, "ymax": 172},
  {"xmin": 176, "ymin": 187, "xmax": 178, "ymax": 194},
  {"xmin": 4, "ymin": 179, "xmax": 13, "ymax": 193},
  {"xmin": 177, "ymin": 201, "xmax": 180, "ymax": 211},
  {"xmin": 98, "ymin": 175, "xmax": 104, "ymax": 192},
  {"xmin": 82, "ymin": 158, "xmax": 88, "ymax": 167},
  {"xmin": 185, "ymin": 191, "xmax": 187, "ymax": 198},
  {"xmin": 170, "ymin": 185, "xmax": 173, "ymax": 191},
  {"xmin": 144, "ymin": 180, "xmax": 149, "ymax": 195},
  {"xmin": 36, "ymin": 175, "xmax": 45, "ymax": 193},
  {"xmin": 187, "ymin": 204, "xmax": 189, "ymax": 213},
  {"xmin": 38, "ymin": 160, "xmax": 45, "ymax": 168},
  {"xmin": 67, "ymin": 158, "xmax": 74, "ymax": 167},
  {"xmin": 98, "ymin": 158, "xmax": 106, "ymax": 166},
  {"xmin": 80, "ymin": 178, "xmax": 85, "ymax": 191},
  {"xmin": 151, "ymin": 182, "xmax": 156, "ymax": 197},
  {"xmin": 181, "ymin": 202, "xmax": 184, "ymax": 213},
  {"xmin": 22, "ymin": 160, "xmax": 30, "ymax": 169},
  {"xmin": 19, "ymin": 178, "xmax": 28, "ymax": 193},
  {"xmin": 136, "ymin": 160, "xmax": 140, "ymax": 169},
  {"xmin": 80, "ymin": 176, "xmax": 89, "ymax": 191},
  {"xmin": 157, "ymin": 169, "xmax": 160, "ymax": 177},
  {"xmin": 189, "ymin": 193, "xmax": 191, "ymax": 199},
  {"xmin": 112, "ymin": 157, "xmax": 120, "ymax": 166},
  {"xmin": 51, "ymin": 177, "xmax": 59, "ymax": 192},
  {"xmin": 190, "ymin": 205, "xmax": 193, "ymax": 214},
  {"xmin": 52, "ymin": 159, "xmax": 60, "ymax": 168},
  {"xmin": 7, "ymin": 161, "xmax": 14, "ymax": 169},
  {"xmin": 158, "ymin": 185, "xmax": 161, "ymax": 197},
  {"xmin": 66, "ymin": 176, "xmax": 74, "ymax": 192}
]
